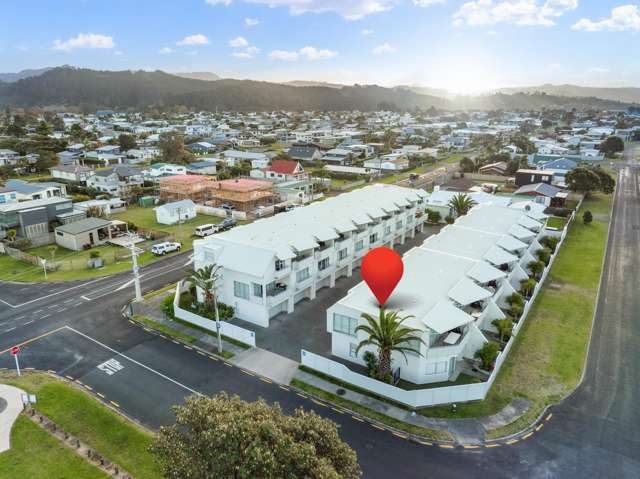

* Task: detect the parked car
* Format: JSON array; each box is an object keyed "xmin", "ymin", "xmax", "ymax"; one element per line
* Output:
[
  {"xmin": 218, "ymin": 218, "xmax": 237, "ymax": 231},
  {"xmin": 194, "ymin": 224, "xmax": 217, "ymax": 237},
  {"xmin": 151, "ymin": 241, "xmax": 182, "ymax": 255}
]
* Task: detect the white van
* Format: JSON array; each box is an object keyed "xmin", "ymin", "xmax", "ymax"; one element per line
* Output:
[{"xmin": 194, "ymin": 224, "xmax": 218, "ymax": 237}]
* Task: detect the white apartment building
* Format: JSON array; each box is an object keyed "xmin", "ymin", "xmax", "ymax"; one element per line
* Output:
[
  {"xmin": 193, "ymin": 184, "xmax": 428, "ymax": 327},
  {"xmin": 327, "ymin": 203, "xmax": 548, "ymax": 385}
]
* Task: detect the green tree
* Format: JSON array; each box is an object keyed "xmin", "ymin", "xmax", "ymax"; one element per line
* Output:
[
  {"xmin": 599, "ymin": 136, "xmax": 624, "ymax": 158},
  {"xmin": 491, "ymin": 318, "xmax": 513, "ymax": 342},
  {"xmin": 118, "ymin": 133, "xmax": 137, "ymax": 152},
  {"xmin": 159, "ymin": 132, "xmax": 192, "ymax": 164},
  {"xmin": 565, "ymin": 167, "xmax": 601, "ymax": 198},
  {"xmin": 355, "ymin": 309, "xmax": 424, "ymax": 382},
  {"xmin": 475, "ymin": 342, "xmax": 500, "ymax": 370},
  {"xmin": 47, "ymin": 245, "xmax": 58, "ymax": 263},
  {"xmin": 590, "ymin": 166, "xmax": 615, "ymax": 194},
  {"xmin": 583, "ymin": 210, "xmax": 593, "ymax": 224},
  {"xmin": 189, "ymin": 264, "xmax": 223, "ymax": 353},
  {"xmin": 5, "ymin": 229, "xmax": 17, "ymax": 243},
  {"xmin": 537, "ymin": 247, "xmax": 552, "ymax": 265},
  {"xmin": 448, "ymin": 193, "xmax": 477, "ymax": 217},
  {"xmin": 520, "ymin": 278, "xmax": 537, "ymax": 298},
  {"xmin": 459, "ymin": 157, "xmax": 476, "ymax": 173},
  {"xmin": 150, "ymin": 393, "xmax": 362, "ymax": 479},
  {"xmin": 426, "ymin": 208, "xmax": 441, "ymax": 224},
  {"xmin": 527, "ymin": 260, "xmax": 545, "ymax": 279}
]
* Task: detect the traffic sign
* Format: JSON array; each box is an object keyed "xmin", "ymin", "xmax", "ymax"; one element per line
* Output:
[{"xmin": 10, "ymin": 345, "xmax": 20, "ymax": 356}]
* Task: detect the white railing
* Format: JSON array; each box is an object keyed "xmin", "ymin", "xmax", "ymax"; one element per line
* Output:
[
  {"xmin": 173, "ymin": 281, "xmax": 256, "ymax": 347},
  {"xmin": 300, "ymin": 212, "xmax": 575, "ymax": 407}
]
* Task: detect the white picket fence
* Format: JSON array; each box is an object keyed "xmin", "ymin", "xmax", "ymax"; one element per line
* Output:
[
  {"xmin": 173, "ymin": 281, "xmax": 256, "ymax": 347},
  {"xmin": 301, "ymin": 212, "xmax": 575, "ymax": 408}
]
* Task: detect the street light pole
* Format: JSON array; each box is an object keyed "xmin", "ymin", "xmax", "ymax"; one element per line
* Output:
[
  {"xmin": 127, "ymin": 234, "xmax": 142, "ymax": 302},
  {"xmin": 42, "ymin": 258, "xmax": 47, "ymax": 279}
]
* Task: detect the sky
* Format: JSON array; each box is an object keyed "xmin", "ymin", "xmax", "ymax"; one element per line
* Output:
[{"xmin": 1, "ymin": 0, "xmax": 639, "ymax": 93}]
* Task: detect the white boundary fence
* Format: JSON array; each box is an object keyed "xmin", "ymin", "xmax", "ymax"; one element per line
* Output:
[
  {"xmin": 301, "ymin": 211, "xmax": 575, "ymax": 409},
  {"xmin": 173, "ymin": 281, "xmax": 256, "ymax": 347}
]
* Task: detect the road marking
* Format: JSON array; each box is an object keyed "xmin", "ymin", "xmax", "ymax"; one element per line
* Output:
[
  {"xmin": 110, "ymin": 401, "xmax": 120, "ymax": 408},
  {"xmin": 371, "ymin": 424, "xmax": 385, "ymax": 431},
  {"xmin": 545, "ymin": 413, "xmax": 553, "ymax": 421},
  {"xmin": 48, "ymin": 304, "xmax": 59, "ymax": 309},
  {"xmin": 506, "ymin": 439, "xmax": 519, "ymax": 445},
  {"xmin": 65, "ymin": 326, "xmax": 201, "ymax": 395},
  {"xmin": 311, "ymin": 399, "xmax": 325, "ymax": 407},
  {"xmin": 463, "ymin": 445, "xmax": 480, "ymax": 449},
  {"xmin": 24, "ymin": 320, "xmax": 34, "ymax": 325},
  {"xmin": 57, "ymin": 308, "xmax": 67, "ymax": 313},
  {"xmin": 416, "ymin": 440, "xmax": 433, "ymax": 446},
  {"xmin": 97, "ymin": 358, "xmax": 125, "ymax": 376},
  {"xmin": 40, "ymin": 314, "xmax": 50, "ymax": 319},
  {"xmin": 351, "ymin": 415, "xmax": 364, "ymax": 423},
  {"xmin": 330, "ymin": 407, "xmax": 343, "ymax": 414},
  {"xmin": 75, "ymin": 379, "xmax": 84, "ymax": 385},
  {"xmin": 209, "ymin": 356, "xmax": 218, "ymax": 361},
  {"xmin": 196, "ymin": 351, "xmax": 206, "ymax": 356},
  {"xmin": 535, "ymin": 423, "xmax": 544, "ymax": 432},
  {"xmin": 223, "ymin": 362, "xmax": 232, "ymax": 367},
  {"xmin": 81, "ymin": 296, "xmax": 91, "ymax": 301},
  {"xmin": 33, "ymin": 309, "xmax": 43, "ymax": 314},
  {"xmin": 242, "ymin": 370, "xmax": 255, "ymax": 376},
  {"xmin": 279, "ymin": 385, "xmax": 289, "ymax": 391},
  {"xmin": 97, "ymin": 392, "xmax": 105, "ymax": 399},
  {"xmin": 47, "ymin": 370, "xmax": 56, "ymax": 374},
  {"xmin": 0, "ymin": 326, "xmax": 66, "ymax": 355},
  {"xmin": 65, "ymin": 375, "xmax": 74, "ymax": 380},
  {"xmin": 84, "ymin": 385, "xmax": 93, "ymax": 391},
  {"xmin": 439, "ymin": 444, "xmax": 455, "ymax": 449},
  {"xmin": 183, "ymin": 345, "xmax": 193, "ymax": 350},
  {"xmin": 172, "ymin": 340, "xmax": 180, "ymax": 345},
  {"xmin": 484, "ymin": 444, "xmax": 500, "ymax": 448},
  {"xmin": 128, "ymin": 320, "xmax": 135, "ymax": 325},
  {"xmin": 296, "ymin": 393, "xmax": 307, "ymax": 399},
  {"xmin": 392, "ymin": 432, "xmax": 408, "ymax": 439},
  {"xmin": 0, "ymin": 276, "xmax": 110, "ymax": 308},
  {"xmin": 4, "ymin": 327, "xmax": 16, "ymax": 332},
  {"xmin": 522, "ymin": 432, "xmax": 534, "ymax": 440},
  {"xmin": 260, "ymin": 377, "xmax": 272, "ymax": 384},
  {"xmin": 14, "ymin": 315, "xmax": 25, "ymax": 321},
  {"xmin": 64, "ymin": 299, "xmax": 76, "ymax": 304}
]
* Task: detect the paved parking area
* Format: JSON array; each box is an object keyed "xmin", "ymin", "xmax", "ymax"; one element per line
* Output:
[{"xmin": 235, "ymin": 226, "xmax": 442, "ymax": 361}]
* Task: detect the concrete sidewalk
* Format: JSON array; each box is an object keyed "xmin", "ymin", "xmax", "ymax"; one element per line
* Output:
[
  {"xmin": 0, "ymin": 384, "xmax": 25, "ymax": 452},
  {"xmin": 294, "ymin": 369, "xmax": 531, "ymax": 444}
]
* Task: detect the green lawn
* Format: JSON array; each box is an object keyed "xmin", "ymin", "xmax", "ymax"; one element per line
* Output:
[
  {"xmin": 418, "ymin": 193, "xmax": 612, "ymax": 433},
  {"xmin": 0, "ymin": 372, "xmax": 163, "ymax": 479},
  {"xmin": 546, "ymin": 216, "xmax": 568, "ymax": 230},
  {"xmin": 0, "ymin": 206, "xmax": 225, "ymax": 282},
  {"xmin": 0, "ymin": 416, "xmax": 110, "ymax": 479}
]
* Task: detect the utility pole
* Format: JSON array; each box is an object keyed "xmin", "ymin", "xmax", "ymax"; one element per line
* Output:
[
  {"xmin": 41, "ymin": 258, "xmax": 47, "ymax": 279},
  {"xmin": 127, "ymin": 234, "xmax": 142, "ymax": 302}
]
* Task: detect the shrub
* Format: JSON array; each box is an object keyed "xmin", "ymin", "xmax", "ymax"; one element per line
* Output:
[
  {"xmin": 445, "ymin": 215, "xmax": 455, "ymax": 224},
  {"xmin": 539, "ymin": 235, "xmax": 559, "ymax": 253},
  {"xmin": 537, "ymin": 247, "xmax": 552, "ymax": 265},
  {"xmin": 161, "ymin": 294, "xmax": 175, "ymax": 318},
  {"xmin": 475, "ymin": 342, "xmax": 500, "ymax": 370},
  {"xmin": 89, "ymin": 250, "xmax": 101, "ymax": 259},
  {"xmin": 506, "ymin": 292, "xmax": 524, "ymax": 307},
  {"xmin": 363, "ymin": 351, "xmax": 379, "ymax": 379},
  {"xmin": 519, "ymin": 278, "xmax": 537, "ymax": 298},
  {"xmin": 583, "ymin": 210, "xmax": 593, "ymax": 225},
  {"xmin": 426, "ymin": 208, "xmax": 442, "ymax": 224}
]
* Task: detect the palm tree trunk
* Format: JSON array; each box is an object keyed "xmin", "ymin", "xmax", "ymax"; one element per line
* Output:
[{"xmin": 378, "ymin": 349, "xmax": 391, "ymax": 381}]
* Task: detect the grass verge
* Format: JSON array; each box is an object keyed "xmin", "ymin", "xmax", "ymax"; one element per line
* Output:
[
  {"xmin": 290, "ymin": 379, "xmax": 451, "ymax": 442},
  {"xmin": 0, "ymin": 416, "xmax": 110, "ymax": 479},
  {"xmin": 0, "ymin": 372, "xmax": 162, "ymax": 478}
]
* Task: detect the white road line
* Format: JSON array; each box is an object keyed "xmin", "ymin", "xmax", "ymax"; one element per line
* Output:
[
  {"xmin": 48, "ymin": 304, "xmax": 59, "ymax": 309},
  {"xmin": 40, "ymin": 314, "xmax": 50, "ymax": 319},
  {"xmin": 14, "ymin": 316, "xmax": 25, "ymax": 321},
  {"xmin": 64, "ymin": 298, "xmax": 76, "ymax": 304},
  {"xmin": 33, "ymin": 309, "xmax": 43, "ymax": 314},
  {"xmin": 1, "ymin": 276, "xmax": 110, "ymax": 308},
  {"xmin": 65, "ymin": 326, "xmax": 201, "ymax": 396},
  {"xmin": 57, "ymin": 308, "xmax": 67, "ymax": 313},
  {"xmin": 81, "ymin": 296, "xmax": 92, "ymax": 301},
  {"xmin": 74, "ymin": 302, "xmax": 84, "ymax": 308},
  {"xmin": 24, "ymin": 320, "xmax": 34, "ymax": 325},
  {"xmin": 4, "ymin": 327, "xmax": 16, "ymax": 332}
]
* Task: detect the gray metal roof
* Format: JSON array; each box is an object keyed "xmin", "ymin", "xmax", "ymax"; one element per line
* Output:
[{"xmin": 55, "ymin": 217, "xmax": 112, "ymax": 235}]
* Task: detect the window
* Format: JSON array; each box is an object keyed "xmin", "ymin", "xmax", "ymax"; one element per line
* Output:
[
  {"xmin": 355, "ymin": 240, "xmax": 364, "ymax": 251},
  {"xmin": 318, "ymin": 258, "xmax": 330, "ymax": 271},
  {"xmin": 338, "ymin": 248, "xmax": 348, "ymax": 261},
  {"xmin": 296, "ymin": 267, "xmax": 310, "ymax": 282},
  {"xmin": 252, "ymin": 283, "xmax": 263, "ymax": 297},
  {"xmin": 425, "ymin": 361, "xmax": 448, "ymax": 375},
  {"xmin": 395, "ymin": 221, "xmax": 403, "ymax": 230},
  {"xmin": 349, "ymin": 343, "xmax": 358, "ymax": 358},
  {"xmin": 333, "ymin": 313, "xmax": 358, "ymax": 337},
  {"xmin": 369, "ymin": 233, "xmax": 378, "ymax": 244},
  {"xmin": 233, "ymin": 281, "xmax": 250, "ymax": 300},
  {"xmin": 384, "ymin": 226, "xmax": 391, "ymax": 235},
  {"xmin": 275, "ymin": 259, "xmax": 286, "ymax": 271}
]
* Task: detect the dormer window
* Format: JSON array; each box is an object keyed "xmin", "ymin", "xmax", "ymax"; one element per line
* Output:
[{"xmin": 275, "ymin": 259, "xmax": 286, "ymax": 271}]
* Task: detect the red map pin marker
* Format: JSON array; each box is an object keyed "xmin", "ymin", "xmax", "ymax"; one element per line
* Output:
[{"xmin": 361, "ymin": 247, "xmax": 404, "ymax": 307}]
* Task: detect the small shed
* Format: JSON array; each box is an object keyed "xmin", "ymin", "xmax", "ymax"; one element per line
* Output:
[{"xmin": 155, "ymin": 199, "xmax": 197, "ymax": 225}]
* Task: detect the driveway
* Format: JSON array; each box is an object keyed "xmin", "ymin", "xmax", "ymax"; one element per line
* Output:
[{"xmin": 234, "ymin": 225, "xmax": 442, "ymax": 361}]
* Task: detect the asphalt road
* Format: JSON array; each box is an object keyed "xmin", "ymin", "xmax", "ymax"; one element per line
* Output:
[{"xmin": 1, "ymin": 150, "xmax": 639, "ymax": 477}]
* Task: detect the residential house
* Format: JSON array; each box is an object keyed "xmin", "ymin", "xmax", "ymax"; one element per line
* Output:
[
  {"xmin": 57, "ymin": 150, "xmax": 83, "ymax": 166},
  {"xmin": 86, "ymin": 166, "xmax": 144, "ymax": 196},
  {"xmin": 207, "ymin": 179, "xmax": 276, "ymax": 212},
  {"xmin": 478, "ymin": 162, "xmax": 508, "ymax": 176},
  {"xmin": 0, "ymin": 187, "xmax": 17, "ymax": 205},
  {"xmin": 159, "ymin": 175, "xmax": 217, "ymax": 203},
  {"xmin": 193, "ymin": 184, "xmax": 428, "ymax": 327},
  {"xmin": 74, "ymin": 198, "xmax": 126, "ymax": 217},
  {"xmin": 0, "ymin": 149, "xmax": 20, "ymax": 166},
  {"xmin": 143, "ymin": 163, "xmax": 188, "ymax": 180},
  {"xmin": 515, "ymin": 169, "xmax": 553, "ymax": 187},
  {"xmin": 0, "ymin": 196, "xmax": 78, "ymax": 242},
  {"xmin": 513, "ymin": 183, "xmax": 567, "ymax": 207},
  {"xmin": 186, "ymin": 160, "xmax": 218, "ymax": 175},
  {"xmin": 155, "ymin": 199, "xmax": 197, "ymax": 225},
  {"xmin": 187, "ymin": 141, "xmax": 216, "ymax": 154},
  {"xmin": 539, "ymin": 158, "xmax": 578, "ymax": 187},
  {"xmin": 4, "ymin": 179, "xmax": 67, "ymax": 201},
  {"xmin": 54, "ymin": 217, "xmax": 115, "ymax": 251},
  {"xmin": 222, "ymin": 150, "xmax": 269, "ymax": 168},
  {"xmin": 363, "ymin": 153, "xmax": 409, "ymax": 171},
  {"xmin": 263, "ymin": 159, "xmax": 308, "ymax": 182},
  {"xmin": 322, "ymin": 148, "xmax": 353, "ymax": 165},
  {"xmin": 50, "ymin": 165, "xmax": 95, "ymax": 184},
  {"xmin": 288, "ymin": 145, "xmax": 323, "ymax": 162},
  {"xmin": 328, "ymin": 203, "xmax": 548, "ymax": 385}
]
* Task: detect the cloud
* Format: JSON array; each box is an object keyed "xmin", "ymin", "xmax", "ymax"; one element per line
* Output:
[
  {"xmin": 158, "ymin": 47, "xmax": 175, "ymax": 54},
  {"xmin": 372, "ymin": 42, "xmax": 397, "ymax": 54},
  {"xmin": 176, "ymin": 34, "xmax": 210, "ymax": 46},
  {"xmin": 361, "ymin": 29, "xmax": 375, "ymax": 35},
  {"xmin": 572, "ymin": 4, "xmax": 640, "ymax": 32},
  {"xmin": 589, "ymin": 66, "xmax": 610, "ymax": 73},
  {"xmin": 299, "ymin": 46, "xmax": 338, "ymax": 60},
  {"xmin": 205, "ymin": 0, "xmax": 397, "ymax": 20},
  {"xmin": 232, "ymin": 45, "xmax": 261, "ymax": 58},
  {"xmin": 453, "ymin": 0, "xmax": 578, "ymax": 27},
  {"xmin": 268, "ymin": 46, "xmax": 338, "ymax": 61},
  {"xmin": 52, "ymin": 33, "xmax": 115, "ymax": 51},
  {"xmin": 229, "ymin": 36, "xmax": 249, "ymax": 47},
  {"xmin": 269, "ymin": 49, "xmax": 300, "ymax": 61},
  {"xmin": 245, "ymin": 17, "xmax": 260, "ymax": 26}
]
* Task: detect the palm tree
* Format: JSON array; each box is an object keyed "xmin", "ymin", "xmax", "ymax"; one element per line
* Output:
[
  {"xmin": 492, "ymin": 318, "xmax": 513, "ymax": 343},
  {"xmin": 448, "ymin": 193, "xmax": 477, "ymax": 218},
  {"xmin": 47, "ymin": 245, "xmax": 58, "ymax": 264},
  {"xmin": 189, "ymin": 264, "xmax": 223, "ymax": 353},
  {"xmin": 527, "ymin": 260, "xmax": 545, "ymax": 279},
  {"xmin": 355, "ymin": 309, "xmax": 424, "ymax": 382},
  {"xmin": 5, "ymin": 229, "xmax": 16, "ymax": 243},
  {"xmin": 520, "ymin": 278, "xmax": 537, "ymax": 299}
]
